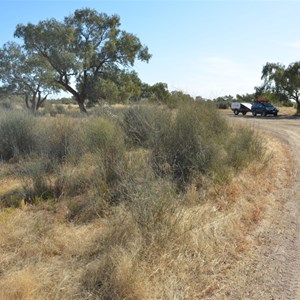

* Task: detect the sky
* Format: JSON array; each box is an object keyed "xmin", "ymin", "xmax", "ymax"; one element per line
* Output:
[{"xmin": 1, "ymin": 0, "xmax": 300, "ymax": 99}]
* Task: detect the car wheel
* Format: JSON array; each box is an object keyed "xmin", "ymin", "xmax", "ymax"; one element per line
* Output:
[
  {"xmin": 274, "ymin": 112, "xmax": 278, "ymax": 116},
  {"xmin": 234, "ymin": 109, "xmax": 239, "ymax": 115},
  {"xmin": 252, "ymin": 111, "xmax": 257, "ymax": 117},
  {"xmin": 262, "ymin": 111, "xmax": 267, "ymax": 117}
]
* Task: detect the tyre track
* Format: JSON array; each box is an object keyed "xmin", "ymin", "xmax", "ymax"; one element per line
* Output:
[{"xmin": 230, "ymin": 115, "xmax": 300, "ymax": 299}]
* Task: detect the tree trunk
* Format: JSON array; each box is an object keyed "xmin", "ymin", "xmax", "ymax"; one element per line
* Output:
[
  {"xmin": 24, "ymin": 93, "xmax": 30, "ymax": 109},
  {"xmin": 36, "ymin": 92, "xmax": 48, "ymax": 111},
  {"xmin": 31, "ymin": 93, "xmax": 37, "ymax": 113},
  {"xmin": 78, "ymin": 101, "xmax": 87, "ymax": 113},
  {"xmin": 297, "ymin": 101, "xmax": 300, "ymax": 115}
]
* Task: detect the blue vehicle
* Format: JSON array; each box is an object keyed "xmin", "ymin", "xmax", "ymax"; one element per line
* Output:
[{"xmin": 251, "ymin": 101, "xmax": 279, "ymax": 117}]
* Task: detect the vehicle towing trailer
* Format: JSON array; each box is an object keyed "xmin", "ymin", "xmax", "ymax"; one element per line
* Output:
[{"xmin": 231, "ymin": 102, "xmax": 252, "ymax": 115}]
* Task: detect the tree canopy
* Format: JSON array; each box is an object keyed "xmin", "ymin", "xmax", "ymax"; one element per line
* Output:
[
  {"xmin": 14, "ymin": 8, "xmax": 151, "ymax": 112},
  {"xmin": 260, "ymin": 62, "xmax": 300, "ymax": 113},
  {"xmin": 0, "ymin": 42, "xmax": 57, "ymax": 112}
]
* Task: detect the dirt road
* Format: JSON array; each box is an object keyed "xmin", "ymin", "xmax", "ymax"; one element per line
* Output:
[{"xmin": 230, "ymin": 113, "xmax": 300, "ymax": 299}]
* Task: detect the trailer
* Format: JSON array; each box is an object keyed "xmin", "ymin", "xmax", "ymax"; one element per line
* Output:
[{"xmin": 230, "ymin": 102, "xmax": 252, "ymax": 115}]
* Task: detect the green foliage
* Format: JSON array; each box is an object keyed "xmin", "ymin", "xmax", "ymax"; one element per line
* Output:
[
  {"xmin": 0, "ymin": 42, "xmax": 57, "ymax": 112},
  {"xmin": 217, "ymin": 101, "xmax": 228, "ymax": 109},
  {"xmin": 141, "ymin": 82, "xmax": 170, "ymax": 103},
  {"xmin": 166, "ymin": 90, "xmax": 194, "ymax": 108},
  {"xmin": 85, "ymin": 117, "xmax": 125, "ymax": 154},
  {"xmin": 236, "ymin": 93, "xmax": 255, "ymax": 103},
  {"xmin": 151, "ymin": 102, "xmax": 227, "ymax": 186},
  {"xmin": 0, "ymin": 110, "xmax": 35, "ymax": 161},
  {"xmin": 212, "ymin": 95, "xmax": 235, "ymax": 110},
  {"xmin": 15, "ymin": 8, "xmax": 151, "ymax": 112},
  {"xmin": 87, "ymin": 70, "xmax": 142, "ymax": 104},
  {"xmin": 260, "ymin": 61, "xmax": 300, "ymax": 112}
]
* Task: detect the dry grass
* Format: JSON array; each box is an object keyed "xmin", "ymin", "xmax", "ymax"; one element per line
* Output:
[
  {"xmin": 277, "ymin": 106, "xmax": 296, "ymax": 115},
  {"xmin": 0, "ymin": 132, "xmax": 293, "ymax": 299}
]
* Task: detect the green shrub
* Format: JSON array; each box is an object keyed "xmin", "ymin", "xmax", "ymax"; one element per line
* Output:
[
  {"xmin": 0, "ymin": 189, "xmax": 24, "ymax": 208},
  {"xmin": 55, "ymin": 104, "xmax": 66, "ymax": 114},
  {"xmin": 17, "ymin": 159, "xmax": 54, "ymax": 203},
  {"xmin": 84, "ymin": 118, "xmax": 127, "ymax": 204},
  {"xmin": 126, "ymin": 178, "xmax": 182, "ymax": 245},
  {"xmin": 151, "ymin": 102, "xmax": 227, "ymax": 186},
  {"xmin": 34, "ymin": 118, "xmax": 85, "ymax": 162},
  {"xmin": 85, "ymin": 117, "xmax": 125, "ymax": 153},
  {"xmin": 217, "ymin": 101, "xmax": 229, "ymax": 109},
  {"xmin": 53, "ymin": 165, "xmax": 91, "ymax": 198},
  {"xmin": 122, "ymin": 105, "xmax": 170, "ymax": 148},
  {"xmin": 0, "ymin": 110, "xmax": 35, "ymax": 161},
  {"xmin": 227, "ymin": 127, "xmax": 265, "ymax": 170}
]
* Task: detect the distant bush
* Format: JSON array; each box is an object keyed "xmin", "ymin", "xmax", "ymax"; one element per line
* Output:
[
  {"xmin": 217, "ymin": 101, "xmax": 229, "ymax": 109},
  {"xmin": 166, "ymin": 91, "xmax": 194, "ymax": 109},
  {"xmin": 0, "ymin": 99, "xmax": 14, "ymax": 110},
  {"xmin": 282, "ymin": 100, "xmax": 294, "ymax": 107},
  {"xmin": 0, "ymin": 110, "xmax": 35, "ymax": 161},
  {"xmin": 41, "ymin": 102, "xmax": 67, "ymax": 116},
  {"xmin": 55, "ymin": 104, "xmax": 66, "ymax": 114}
]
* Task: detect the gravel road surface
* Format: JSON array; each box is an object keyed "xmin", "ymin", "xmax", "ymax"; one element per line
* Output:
[{"xmin": 230, "ymin": 113, "xmax": 300, "ymax": 300}]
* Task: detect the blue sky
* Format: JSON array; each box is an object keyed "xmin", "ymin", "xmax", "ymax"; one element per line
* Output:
[{"xmin": 1, "ymin": 0, "xmax": 300, "ymax": 99}]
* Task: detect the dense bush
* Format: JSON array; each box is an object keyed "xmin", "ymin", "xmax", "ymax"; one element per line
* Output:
[
  {"xmin": 122, "ymin": 105, "xmax": 170, "ymax": 148},
  {"xmin": 166, "ymin": 91, "xmax": 194, "ymax": 108},
  {"xmin": 151, "ymin": 102, "xmax": 228, "ymax": 186},
  {"xmin": 84, "ymin": 117, "xmax": 127, "ymax": 205},
  {"xmin": 0, "ymin": 110, "xmax": 35, "ymax": 161},
  {"xmin": 17, "ymin": 159, "xmax": 54, "ymax": 203},
  {"xmin": 227, "ymin": 126, "xmax": 265, "ymax": 170},
  {"xmin": 0, "ymin": 103, "xmax": 267, "ymax": 212},
  {"xmin": 34, "ymin": 118, "xmax": 85, "ymax": 162}
]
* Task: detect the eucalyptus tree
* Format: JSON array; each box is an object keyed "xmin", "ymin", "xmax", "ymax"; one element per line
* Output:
[
  {"xmin": 15, "ymin": 8, "xmax": 151, "ymax": 112},
  {"xmin": 0, "ymin": 42, "xmax": 56, "ymax": 112},
  {"xmin": 261, "ymin": 62, "xmax": 300, "ymax": 113}
]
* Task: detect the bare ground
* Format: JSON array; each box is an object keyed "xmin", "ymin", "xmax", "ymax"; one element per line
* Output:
[{"xmin": 229, "ymin": 113, "xmax": 300, "ymax": 300}]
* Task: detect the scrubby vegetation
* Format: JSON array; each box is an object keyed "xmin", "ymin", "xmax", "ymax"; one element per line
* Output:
[{"xmin": 0, "ymin": 101, "xmax": 280, "ymax": 299}]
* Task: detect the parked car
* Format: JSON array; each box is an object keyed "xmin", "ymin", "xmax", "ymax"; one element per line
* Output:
[
  {"xmin": 251, "ymin": 101, "xmax": 279, "ymax": 117},
  {"xmin": 230, "ymin": 102, "xmax": 252, "ymax": 115}
]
